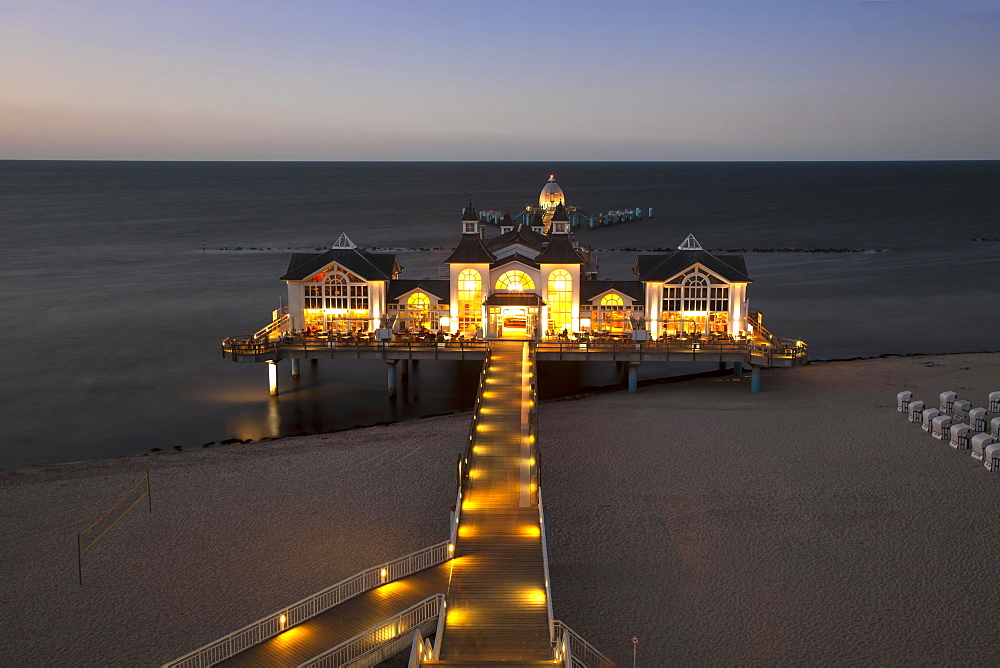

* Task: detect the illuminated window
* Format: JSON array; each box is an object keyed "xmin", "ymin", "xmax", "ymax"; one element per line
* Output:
[
  {"xmin": 597, "ymin": 293, "xmax": 627, "ymax": 332},
  {"xmin": 405, "ymin": 292, "xmax": 433, "ymax": 330},
  {"xmin": 304, "ymin": 268, "xmax": 369, "ymax": 332},
  {"xmin": 457, "ymin": 269, "xmax": 482, "ymax": 332},
  {"xmin": 682, "ymin": 273, "xmax": 708, "ymax": 311},
  {"xmin": 495, "ymin": 270, "xmax": 534, "ymax": 292},
  {"xmin": 546, "ymin": 270, "xmax": 572, "ymax": 332}
]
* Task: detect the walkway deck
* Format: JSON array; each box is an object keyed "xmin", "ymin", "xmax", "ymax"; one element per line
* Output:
[
  {"xmin": 217, "ymin": 564, "xmax": 450, "ymax": 667},
  {"xmin": 431, "ymin": 341, "xmax": 554, "ymax": 663}
]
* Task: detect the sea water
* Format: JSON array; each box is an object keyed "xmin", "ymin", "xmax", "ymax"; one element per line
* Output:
[{"xmin": 0, "ymin": 161, "xmax": 997, "ymax": 467}]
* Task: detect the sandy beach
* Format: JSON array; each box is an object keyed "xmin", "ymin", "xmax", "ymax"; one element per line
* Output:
[{"xmin": 2, "ymin": 353, "xmax": 999, "ymax": 666}]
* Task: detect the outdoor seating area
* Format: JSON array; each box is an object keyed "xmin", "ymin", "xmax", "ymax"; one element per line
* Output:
[{"xmin": 897, "ymin": 389, "xmax": 1000, "ymax": 471}]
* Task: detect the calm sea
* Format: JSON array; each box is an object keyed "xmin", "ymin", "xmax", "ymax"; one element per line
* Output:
[{"xmin": 1, "ymin": 161, "xmax": 997, "ymax": 467}]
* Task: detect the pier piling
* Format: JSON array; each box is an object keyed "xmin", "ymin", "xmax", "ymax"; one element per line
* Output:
[
  {"xmin": 386, "ymin": 361, "xmax": 398, "ymax": 398},
  {"xmin": 267, "ymin": 360, "xmax": 278, "ymax": 396},
  {"xmin": 290, "ymin": 358, "xmax": 300, "ymax": 379},
  {"xmin": 628, "ymin": 363, "xmax": 639, "ymax": 394},
  {"xmin": 751, "ymin": 366, "xmax": 762, "ymax": 393}
]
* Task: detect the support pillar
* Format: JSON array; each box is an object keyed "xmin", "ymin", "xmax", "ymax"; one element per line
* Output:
[
  {"xmin": 400, "ymin": 359, "xmax": 409, "ymax": 381},
  {"xmin": 290, "ymin": 358, "xmax": 300, "ymax": 379},
  {"xmin": 386, "ymin": 361, "xmax": 398, "ymax": 398},
  {"xmin": 310, "ymin": 359, "xmax": 318, "ymax": 367},
  {"xmin": 751, "ymin": 366, "xmax": 761, "ymax": 393},
  {"xmin": 733, "ymin": 362, "xmax": 743, "ymax": 376},
  {"xmin": 267, "ymin": 361, "xmax": 278, "ymax": 396},
  {"xmin": 628, "ymin": 363, "xmax": 639, "ymax": 394}
]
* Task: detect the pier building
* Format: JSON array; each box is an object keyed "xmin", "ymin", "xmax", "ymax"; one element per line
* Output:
[{"xmin": 223, "ymin": 177, "xmax": 807, "ymax": 397}]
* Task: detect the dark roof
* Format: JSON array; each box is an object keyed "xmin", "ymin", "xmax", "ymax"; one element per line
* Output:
[
  {"xmin": 491, "ymin": 253, "xmax": 539, "ymax": 269},
  {"xmin": 461, "ymin": 200, "xmax": 478, "ymax": 221},
  {"xmin": 500, "ymin": 210, "xmax": 513, "ymax": 227},
  {"xmin": 486, "ymin": 223, "xmax": 546, "ymax": 253},
  {"xmin": 484, "ymin": 293, "xmax": 546, "ymax": 306},
  {"xmin": 580, "ymin": 280, "xmax": 645, "ymax": 304},
  {"xmin": 551, "ymin": 202, "xmax": 569, "ymax": 221},
  {"xmin": 531, "ymin": 209, "xmax": 544, "ymax": 225},
  {"xmin": 281, "ymin": 247, "xmax": 399, "ymax": 281},
  {"xmin": 634, "ymin": 249, "xmax": 751, "ymax": 283},
  {"xmin": 444, "ymin": 233, "xmax": 495, "ymax": 264},
  {"xmin": 535, "ymin": 233, "xmax": 587, "ymax": 265},
  {"xmin": 386, "ymin": 279, "xmax": 450, "ymax": 302}
]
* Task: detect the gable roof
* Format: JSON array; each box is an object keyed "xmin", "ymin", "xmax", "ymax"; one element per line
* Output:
[
  {"xmin": 281, "ymin": 247, "xmax": 399, "ymax": 281},
  {"xmin": 535, "ymin": 233, "xmax": 587, "ymax": 265},
  {"xmin": 486, "ymin": 223, "xmax": 546, "ymax": 253},
  {"xmin": 634, "ymin": 249, "xmax": 751, "ymax": 283},
  {"xmin": 492, "ymin": 253, "xmax": 540, "ymax": 270},
  {"xmin": 580, "ymin": 280, "xmax": 645, "ymax": 303},
  {"xmin": 386, "ymin": 279, "xmax": 450, "ymax": 302},
  {"xmin": 444, "ymin": 233, "xmax": 495, "ymax": 264}
]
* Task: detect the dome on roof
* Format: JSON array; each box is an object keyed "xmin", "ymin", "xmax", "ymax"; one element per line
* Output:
[{"xmin": 538, "ymin": 175, "xmax": 565, "ymax": 211}]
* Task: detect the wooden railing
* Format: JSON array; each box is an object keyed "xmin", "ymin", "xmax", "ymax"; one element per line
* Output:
[
  {"xmin": 299, "ymin": 594, "xmax": 444, "ymax": 667},
  {"xmin": 163, "ymin": 541, "xmax": 450, "ymax": 668},
  {"xmin": 553, "ymin": 620, "xmax": 617, "ymax": 668},
  {"xmin": 222, "ymin": 336, "xmax": 490, "ymax": 357}
]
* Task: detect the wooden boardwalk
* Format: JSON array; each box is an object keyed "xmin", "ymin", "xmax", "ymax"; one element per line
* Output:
[
  {"xmin": 430, "ymin": 341, "xmax": 554, "ymax": 664},
  {"xmin": 218, "ymin": 564, "xmax": 450, "ymax": 667}
]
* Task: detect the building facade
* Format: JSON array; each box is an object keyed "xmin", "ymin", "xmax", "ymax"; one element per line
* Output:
[{"xmin": 279, "ymin": 180, "xmax": 753, "ymax": 339}]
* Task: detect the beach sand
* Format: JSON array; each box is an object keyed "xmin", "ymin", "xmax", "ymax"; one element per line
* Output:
[{"xmin": 2, "ymin": 353, "xmax": 999, "ymax": 666}]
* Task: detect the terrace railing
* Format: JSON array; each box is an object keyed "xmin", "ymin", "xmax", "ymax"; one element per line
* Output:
[
  {"xmin": 163, "ymin": 541, "xmax": 450, "ymax": 668},
  {"xmin": 553, "ymin": 620, "xmax": 617, "ymax": 668},
  {"xmin": 252, "ymin": 309, "xmax": 289, "ymax": 342},
  {"xmin": 298, "ymin": 594, "xmax": 444, "ymax": 667}
]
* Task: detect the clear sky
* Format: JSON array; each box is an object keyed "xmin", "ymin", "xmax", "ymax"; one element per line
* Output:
[{"xmin": 2, "ymin": 0, "xmax": 998, "ymax": 160}]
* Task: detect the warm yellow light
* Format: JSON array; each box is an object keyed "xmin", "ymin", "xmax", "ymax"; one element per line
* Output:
[
  {"xmin": 447, "ymin": 608, "xmax": 466, "ymax": 625},
  {"xmin": 528, "ymin": 457, "xmax": 536, "ymax": 466},
  {"xmin": 522, "ymin": 525, "xmax": 541, "ymax": 537},
  {"xmin": 458, "ymin": 525, "xmax": 476, "ymax": 538},
  {"xmin": 279, "ymin": 614, "xmax": 287, "ymax": 627},
  {"xmin": 580, "ymin": 317, "xmax": 591, "ymax": 328},
  {"xmin": 462, "ymin": 499, "xmax": 478, "ymax": 511},
  {"xmin": 380, "ymin": 567, "xmax": 388, "ymax": 581},
  {"xmin": 529, "ymin": 482, "xmax": 537, "ymax": 493},
  {"xmin": 525, "ymin": 588, "xmax": 546, "ymax": 604},
  {"xmin": 476, "ymin": 424, "xmax": 487, "ymax": 432},
  {"xmin": 448, "ymin": 543, "xmax": 455, "ymax": 553}
]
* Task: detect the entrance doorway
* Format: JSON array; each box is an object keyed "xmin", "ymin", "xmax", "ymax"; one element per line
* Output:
[{"xmin": 488, "ymin": 306, "xmax": 538, "ymax": 339}]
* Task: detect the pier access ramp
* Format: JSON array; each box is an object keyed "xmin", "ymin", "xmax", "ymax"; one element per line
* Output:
[{"xmin": 428, "ymin": 340, "xmax": 555, "ymax": 664}]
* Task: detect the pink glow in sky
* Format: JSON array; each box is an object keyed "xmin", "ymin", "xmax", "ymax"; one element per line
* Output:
[{"xmin": 2, "ymin": 0, "xmax": 998, "ymax": 160}]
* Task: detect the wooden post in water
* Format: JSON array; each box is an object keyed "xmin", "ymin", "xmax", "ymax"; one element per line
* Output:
[{"xmin": 290, "ymin": 358, "xmax": 300, "ymax": 379}]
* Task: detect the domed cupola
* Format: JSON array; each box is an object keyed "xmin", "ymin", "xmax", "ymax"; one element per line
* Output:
[{"xmin": 539, "ymin": 175, "xmax": 565, "ymax": 212}]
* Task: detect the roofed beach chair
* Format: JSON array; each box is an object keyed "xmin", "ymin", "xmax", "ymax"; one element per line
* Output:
[
  {"xmin": 921, "ymin": 408, "xmax": 941, "ymax": 432},
  {"xmin": 939, "ymin": 391, "xmax": 957, "ymax": 413},
  {"xmin": 953, "ymin": 400, "xmax": 972, "ymax": 421},
  {"xmin": 970, "ymin": 407, "xmax": 988, "ymax": 433},
  {"xmin": 950, "ymin": 424, "xmax": 973, "ymax": 449},
  {"xmin": 991, "ymin": 416, "xmax": 1000, "ymax": 440},
  {"xmin": 909, "ymin": 400, "xmax": 926, "ymax": 424},
  {"xmin": 971, "ymin": 433, "xmax": 994, "ymax": 461},
  {"xmin": 897, "ymin": 391, "xmax": 912, "ymax": 413},
  {"xmin": 983, "ymin": 444, "xmax": 1000, "ymax": 471},
  {"xmin": 931, "ymin": 415, "xmax": 953, "ymax": 441},
  {"xmin": 990, "ymin": 391, "xmax": 1000, "ymax": 413}
]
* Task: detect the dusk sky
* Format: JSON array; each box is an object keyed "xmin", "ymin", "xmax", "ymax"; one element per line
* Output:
[{"xmin": 2, "ymin": 0, "xmax": 998, "ymax": 160}]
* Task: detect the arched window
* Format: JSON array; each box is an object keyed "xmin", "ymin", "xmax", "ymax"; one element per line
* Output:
[
  {"xmin": 546, "ymin": 270, "xmax": 572, "ymax": 333},
  {"xmin": 495, "ymin": 270, "xmax": 534, "ymax": 292},
  {"xmin": 682, "ymin": 273, "xmax": 708, "ymax": 311},
  {"xmin": 406, "ymin": 292, "xmax": 432, "ymax": 330},
  {"xmin": 303, "ymin": 268, "xmax": 369, "ymax": 332},
  {"xmin": 457, "ymin": 269, "xmax": 483, "ymax": 332},
  {"xmin": 597, "ymin": 293, "xmax": 626, "ymax": 332}
]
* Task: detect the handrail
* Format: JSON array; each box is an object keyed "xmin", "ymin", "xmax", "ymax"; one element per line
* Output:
[
  {"xmin": 252, "ymin": 312, "xmax": 289, "ymax": 343},
  {"xmin": 163, "ymin": 541, "xmax": 450, "ymax": 668},
  {"xmin": 553, "ymin": 620, "xmax": 617, "ymax": 668},
  {"xmin": 298, "ymin": 594, "xmax": 444, "ymax": 667}
]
